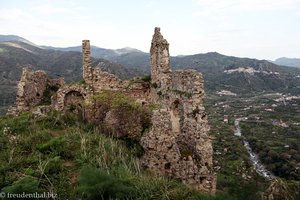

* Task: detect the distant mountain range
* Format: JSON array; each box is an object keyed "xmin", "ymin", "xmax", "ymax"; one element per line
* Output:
[
  {"xmin": 0, "ymin": 35, "xmax": 36, "ymax": 46},
  {"xmin": 273, "ymin": 57, "xmax": 300, "ymax": 68},
  {"xmin": 1, "ymin": 35, "xmax": 300, "ymax": 115},
  {"xmin": 41, "ymin": 44, "xmax": 150, "ymax": 70}
]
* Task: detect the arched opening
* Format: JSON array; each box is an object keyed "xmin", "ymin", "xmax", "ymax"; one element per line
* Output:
[
  {"xmin": 170, "ymin": 99, "xmax": 183, "ymax": 135},
  {"xmin": 64, "ymin": 91, "xmax": 84, "ymax": 114}
]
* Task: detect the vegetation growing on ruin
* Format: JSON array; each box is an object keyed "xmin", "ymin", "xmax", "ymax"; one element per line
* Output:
[
  {"xmin": 40, "ymin": 85, "xmax": 60, "ymax": 105},
  {"xmin": 171, "ymin": 89, "xmax": 193, "ymax": 98},
  {"xmin": 1, "ymin": 112, "xmax": 234, "ymax": 200},
  {"xmin": 91, "ymin": 90, "xmax": 152, "ymax": 140}
]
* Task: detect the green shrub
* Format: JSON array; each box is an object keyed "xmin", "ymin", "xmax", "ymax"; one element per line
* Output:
[
  {"xmin": 1, "ymin": 176, "xmax": 41, "ymax": 198},
  {"xmin": 45, "ymin": 156, "xmax": 62, "ymax": 174},
  {"xmin": 77, "ymin": 166, "xmax": 135, "ymax": 199},
  {"xmin": 90, "ymin": 91, "xmax": 152, "ymax": 140},
  {"xmin": 37, "ymin": 136, "xmax": 66, "ymax": 155},
  {"xmin": 35, "ymin": 111, "xmax": 78, "ymax": 130},
  {"xmin": 78, "ymin": 80, "xmax": 86, "ymax": 85},
  {"xmin": 0, "ymin": 113, "xmax": 31, "ymax": 134},
  {"xmin": 40, "ymin": 85, "xmax": 59, "ymax": 105}
]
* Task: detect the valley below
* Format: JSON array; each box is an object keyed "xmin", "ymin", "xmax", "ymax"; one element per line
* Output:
[{"xmin": 205, "ymin": 90, "xmax": 300, "ymax": 198}]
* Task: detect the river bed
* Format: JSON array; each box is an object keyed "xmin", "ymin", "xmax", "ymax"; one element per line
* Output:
[{"xmin": 234, "ymin": 118, "xmax": 274, "ymax": 180}]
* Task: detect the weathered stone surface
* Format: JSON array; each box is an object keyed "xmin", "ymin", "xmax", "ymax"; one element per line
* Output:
[
  {"xmin": 150, "ymin": 27, "xmax": 172, "ymax": 90},
  {"xmin": 54, "ymin": 84, "xmax": 92, "ymax": 112},
  {"xmin": 82, "ymin": 40, "xmax": 123, "ymax": 92},
  {"xmin": 82, "ymin": 40, "xmax": 93, "ymax": 85},
  {"xmin": 7, "ymin": 67, "xmax": 64, "ymax": 115}
]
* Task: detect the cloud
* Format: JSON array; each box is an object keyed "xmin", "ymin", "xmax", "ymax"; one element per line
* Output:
[
  {"xmin": 193, "ymin": 0, "xmax": 300, "ymax": 16},
  {"xmin": 31, "ymin": 4, "xmax": 72, "ymax": 15},
  {"xmin": 29, "ymin": 0, "xmax": 86, "ymax": 15}
]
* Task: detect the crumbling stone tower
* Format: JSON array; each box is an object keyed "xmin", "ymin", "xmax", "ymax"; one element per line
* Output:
[
  {"xmin": 150, "ymin": 27, "xmax": 172, "ymax": 90},
  {"xmin": 82, "ymin": 40, "xmax": 93, "ymax": 85}
]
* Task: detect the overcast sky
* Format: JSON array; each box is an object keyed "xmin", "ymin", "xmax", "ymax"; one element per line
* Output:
[{"xmin": 1, "ymin": 0, "xmax": 300, "ymax": 60}]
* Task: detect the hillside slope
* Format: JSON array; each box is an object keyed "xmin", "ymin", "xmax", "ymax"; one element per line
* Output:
[
  {"xmin": 273, "ymin": 57, "xmax": 300, "ymax": 68},
  {"xmin": 171, "ymin": 52, "xmax": 300, "ymax": 94}
]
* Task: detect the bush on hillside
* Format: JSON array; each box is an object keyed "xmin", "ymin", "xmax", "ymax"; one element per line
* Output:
[
  {"xmin": 1, "ymin": 176, "xmax": 41, "ymax": 198},
  {"xmin": 87, "ymin": 91, "xmax": 152, "ymax": 140},
  {"xmin": 77, "ymin": 166, "xmax": 135, "ymax": 199}
]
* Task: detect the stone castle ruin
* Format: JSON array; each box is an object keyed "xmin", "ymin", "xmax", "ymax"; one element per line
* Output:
[{"xmin": 7, "ymin": 27, "xmax": 216, "ymax": 194}]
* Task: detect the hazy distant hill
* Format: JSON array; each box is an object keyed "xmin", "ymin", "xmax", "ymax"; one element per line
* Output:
[
  {"xmin": 171, "ymin": 52, "xmax": 300, "ymax": 94},
  {"xmin": 0, "ymin": 35, "xmax": 36, "ymax": 46},
  {"xmin": 273, "ymin": 57, "xmax": 300, "ymax": 68},
  {"xmin": 42, "ymin": 45, "xmax": 146, "ymax": 61}
]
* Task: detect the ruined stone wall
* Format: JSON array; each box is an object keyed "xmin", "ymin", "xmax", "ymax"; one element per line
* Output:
[
  {"xmin": 90, "ymin": 68, "xmax": 123, "ymax": 92},
  {"xmin": 141, "ymin": 93, "xmax": 216, "ymax": 193},
  {"xmin": 54, "ymin": 84, "xmax": 92, "ymax": 112},
  {"xmin": 172, "ymin": 70, "xmax": 204, "ymax": 104},
  {"xmin": 141, "ymin": 108, "xmax": 215, "ymax": 193},
  {"xmin": 16, "ymin": 68, "xmax": 48, "ymax": 111},
  {"xmin": 82, "ymin": 40, "xmax": 123, "ymax": 92},
  {"xmin": 7, "ymin": 68, "xmax": 64, "ymax": 115},
  {"xmin": 48, "ymin": 78, "xmax": 65, "ymax": 88},
  {"xmin": 141, "ymin": 27, "xmax": 216, "ymax": 194},
  {"xmin": 122, "ymin": 78, "xmax": 151, "ymax": 104}
]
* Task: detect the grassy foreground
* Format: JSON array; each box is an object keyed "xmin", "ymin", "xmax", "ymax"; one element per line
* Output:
[{"xmin": 0, "ymin": 112, "xmax": 236, "ymax": 200}]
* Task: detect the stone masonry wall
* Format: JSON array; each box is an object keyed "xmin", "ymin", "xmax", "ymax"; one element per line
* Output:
[
  {"xmin": 54, "ymin": 84, "xmax": 92, "ymax": 112},
  {"xmin": 90, "ymin": 68, "xmax": 122, "ymax": 91},
  {"xmin": 7, "ymin": 67, "xmax": 64, "ymax": 115},
  {"xmin": 82, "ymin": 40, "xmax": 122, "ymax": 92}
]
